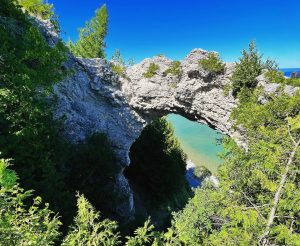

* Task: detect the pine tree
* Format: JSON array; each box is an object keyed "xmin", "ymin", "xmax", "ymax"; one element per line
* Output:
[{"xmin": 68, "ymin": 4, "xmax": 108, "ymax": 58}]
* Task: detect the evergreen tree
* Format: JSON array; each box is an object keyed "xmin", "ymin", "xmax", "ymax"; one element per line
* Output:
[
  {"xmin": 68, "ymin": 4, "xmax": 108, "ymax": 58},
  {"xmin": 62, "ymin": 194, "xmax": 120, "ymax": 246}
]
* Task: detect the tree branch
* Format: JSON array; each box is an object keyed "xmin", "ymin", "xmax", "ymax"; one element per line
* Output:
[{"xmin": 259, "ymin": 137, "xmax": 300, "ymax": 245}]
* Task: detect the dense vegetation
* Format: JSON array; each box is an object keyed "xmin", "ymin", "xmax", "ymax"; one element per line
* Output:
[
  {"xmin": 0, "ymin": 0, "xmax": 74, "ymax": 225},
  {"xmin": 1, "ymin": 0, "xmax": 300, "ymax": 245}
]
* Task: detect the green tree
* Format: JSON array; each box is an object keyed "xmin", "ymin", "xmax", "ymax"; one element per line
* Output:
[
  {"xmin": 111, "ymin": 49, "xmax": 126, "ymax": 77},
  {"xmin": 231, "ymin": 41, "xmax": 264, "ymax": 96},
  {"xmin": 62, "ymin": 194, "xmax": 120, "ymax": 246},
  {"xmin": 68, "ymin": 4, "xmax": 108, "ymax": 58}
]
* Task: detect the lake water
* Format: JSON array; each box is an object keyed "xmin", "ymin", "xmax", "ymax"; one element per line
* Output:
[
  {"xmin": 167, "ymin": 114, "xmax": 224, "ymax": 173},
  {"xmin": 280, "ymin": 68, "xmax": 300, "ymax": 77},
  {"xmin": 167, "ymin": 68, "xmax": 300, "ymax": 174}
]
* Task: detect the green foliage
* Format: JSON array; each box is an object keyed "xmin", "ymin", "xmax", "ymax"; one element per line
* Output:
[
  {"xmin": 62, "ymin": 194, "xmax": 120, "ymax": 246},
  {"xmin": 143, "ymin": 63, "xmax": 160, "ymax": 78},
  {"xmin": 125, "ymin": 219, "xmax": 160, "ymax": 246},
  {"xmin": 231, "ymin": 41, "xmax": 265, "ymax": 96},
  {"xmin": 163, "ymin": 61, "xmax": 181, "ymax": 77},
  {"xmin": 0, "ymin": 160, "xmax": 61, "ymax": 245},
  {"xmin": 68, "ymin": 4, "xmax": 108, "ymax": 58},
  {"xmin": 265, "ymin": 70, "xmax": 300, "ymax": 87},
  {"xmin": 0, "ymin": 159, "xmax": 17, "ymax": 189},
  {"xmin": 286, "ymin": 77, "xmax": 300, "ymax": 87},
  {"xmin": 265, "ymin": 70, "xmax": 286, "ymax": 84},
  {"xmin": 199, "ymin": 53, "xmax": 225, "ymax": 75},
  {"xmin": 17, "ymin": 0, "xmax": 54, "ymax": 19},
  {"xmin": 0, "ymin": 0, "xmax": 73, "ymax": 224},
  {"xmin": 165, "ymin": 88, "xmax": 300, "ymax": 245}
]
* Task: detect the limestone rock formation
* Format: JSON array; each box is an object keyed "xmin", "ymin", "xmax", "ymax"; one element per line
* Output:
[{"xmin": 36, "ymin": 18, "xmax": 297, "ymax": 221}]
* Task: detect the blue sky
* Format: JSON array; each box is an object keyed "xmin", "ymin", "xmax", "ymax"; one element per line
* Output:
[{"xmin": 49, "ymin": 0, "xmax": 300, "ymax": 68}]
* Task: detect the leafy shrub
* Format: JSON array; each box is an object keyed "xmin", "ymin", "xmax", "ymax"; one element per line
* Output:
[
  {"xmin": 199, "ymin": 53, "xmax": 225, "ymax": 75},
  {"xmin": 68, "ymin": 133, "xmax": 121, "ymax": 180},
  {"xmin": 143, "ymin": 63, "xmax": 160, "ymax": 78},
  {"xmin": 65, "ymin": 133, "xmax": 125, "ymax": 219},
  {"xmin": 112, "ymin": 64, "xmax": 126, "ymax": 77},
  {"xmin": 286, "ymin": 77, "xmax": 300, "ymax": 86},
  {"xmin": 163, "ymin": 61, "xmax": 181, "ymax": 77},
  {"xmin": 265, "ymin": 70, "xmax": 285, "ymax": 84},
  {"xmin": 0, "ymin": 159, "xmax": 61, "ymax": 245},
  {"xmin": 265, "ymin": 70, "xmax": 300, "ymax": 87}
]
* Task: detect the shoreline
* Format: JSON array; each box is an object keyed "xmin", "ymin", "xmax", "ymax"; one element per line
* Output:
[{"xmin": 185, "ymin": 159, "xmax": 219, "ymax": 188}]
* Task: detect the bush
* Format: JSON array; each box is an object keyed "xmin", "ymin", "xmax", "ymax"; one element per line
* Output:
[
  {"xmin": 0, "ymin": 0, "xmax": 73, "ymax": 225},
  {"xmin": 163, "ymin": 61, "xmax": 181, "ymax": 77},
  {"xmin": 265, "ymin": 70, "xmax": 285, "ymax": 84},
  {"xmin": 112, "ymin": 63, "xmax": 126, "ymax": 77},
  {"xmin": 0, "ymin": 159, "xmax": 62, "ymax": 245},
  {"xmin": 265, "ymin": 70, "xmax": 300, "ymax": 87},
  {"xmin": 199, "ymin": 53, "xmax": 225, "ymax": 75},
  {"xmin": 286, "ymin": 77, "xmax": 300, "ymax": 86},
  {"xmin": 143, "ymin": 63, "xmax": 159, "ymax": 78},
  {"xmin": 65, "ymin": 133, "xmax": 125, "ymax": 219}
]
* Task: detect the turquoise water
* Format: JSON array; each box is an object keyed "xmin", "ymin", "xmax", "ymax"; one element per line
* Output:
[{"xmin": 167, "ymin": 114, "xmax": 224, "ymax": 173}]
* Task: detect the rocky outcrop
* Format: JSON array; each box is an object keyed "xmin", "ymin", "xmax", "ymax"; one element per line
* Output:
[
  {"xmin": 36, "ymin": 18, "xmax": 297, "ymax": 221},
  {"xmin": 55, "ymin": 50, "xmax": 238, "ymax": 167},
  {"xmin": 53, "ymin": 49, "xmax": 238, "ymax": 220}
]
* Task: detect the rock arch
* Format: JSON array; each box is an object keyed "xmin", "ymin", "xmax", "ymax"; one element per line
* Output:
[
  {"xmin": 53, "ymin": 49, "xmax": 240, "ymax": 219},
  {"xmin": 54, "ymin": 49, "xmax": 239, "ymax": 168}
]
